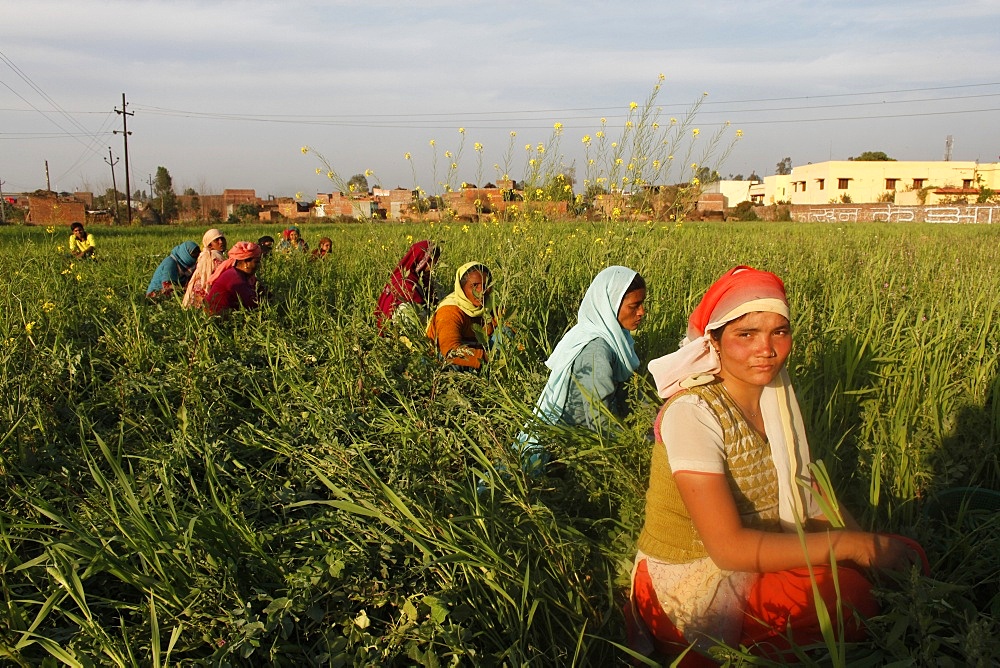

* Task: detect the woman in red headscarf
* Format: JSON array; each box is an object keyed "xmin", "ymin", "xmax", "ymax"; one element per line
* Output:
[
  {"xmin": 205, "ymin": 241, "xmax": 265, "ymax": 315},
  {"xmin": 375, "ymin": 240, "xmax": 441, "ymax": 331},
  {"xmin": 628, "ymin": 266, "xmax": 926, "ymax": 664}
]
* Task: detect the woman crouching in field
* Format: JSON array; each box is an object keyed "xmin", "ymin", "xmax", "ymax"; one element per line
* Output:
[
  {"xmin": 376, "ymin": 240, "xmax": 440, "ymax": 333},
  {"xmin": 183, "ymin": 228, "xmax": 227, "ymax": 309},
  {"xmin": 628, "ymin": 266, "xmax": 926, "ymax": 664},
  {"xmin": 426, "ymin": 262, "xmax": 497, "ymax": 370},
  {"xmin": 146, "ymin": 241, "xmax": 200, "ymax": 301},
  {"xmin": 516, "ymin": 266, "xmax": 646, "ymax": 471},
  {"xmin": 205, "ymin": 241, "xmax": 265, "ymax": 315}
]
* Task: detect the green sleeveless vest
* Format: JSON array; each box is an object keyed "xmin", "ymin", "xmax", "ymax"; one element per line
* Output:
[{"xmin": 636, "ymin": 382, "xmax": 782, "ymax": 563}]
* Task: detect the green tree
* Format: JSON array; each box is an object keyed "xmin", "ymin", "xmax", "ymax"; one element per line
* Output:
[
  {"xmin": 183, "ymin": 187, "xmax": 198, "ymax": 196},
  {"xmin": 347, "ymin": 173, "xmax": 369, "ymax": 194},
  {"xmin": 748, "ymin": 171, "xmax": 762, "ymax": 182},
  {"xmin": 233, "ymin": 202, "xmax": 261, "ymax": 223},
  {"xmin": 848, "ymin": 151, "xmax": 895, "ymax": 161},
  {"xmin": 153, "ymin": 166, "xmax": 179, "ymax": 222},
  {"xmin": 775, "ymin": 157, "xmax": 792, "ymax": 175},
  {"xmin": 696, "ymin": 166, "xmax": 720, "ymax": 184}
]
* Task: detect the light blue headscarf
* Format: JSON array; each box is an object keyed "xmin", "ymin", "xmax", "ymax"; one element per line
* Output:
[
  {"xmin": 514, "ymin": 266, "xmax": 641, "ymax": 473},
  {"xmin": 535, "ymin": 265, "xmax": 641, "ymax": 421},
  {"xmin": 146, "ymin": 241, "xmax": 200, "ymax": 295}
]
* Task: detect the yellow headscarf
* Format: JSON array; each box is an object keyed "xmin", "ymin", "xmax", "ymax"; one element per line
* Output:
[{"xmin": 433, "ymin": 261, "xmax": 495, "ymax": 319}]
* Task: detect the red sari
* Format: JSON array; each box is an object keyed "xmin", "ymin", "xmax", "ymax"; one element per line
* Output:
[{"xmin": 375, "ymin": 241, "xmax": 438, "ymax": 330}]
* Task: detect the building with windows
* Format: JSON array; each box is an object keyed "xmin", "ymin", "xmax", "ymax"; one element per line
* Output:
[{"xmin": 748, "ymin": 161, "xmax": 1000, "ymax": 205}]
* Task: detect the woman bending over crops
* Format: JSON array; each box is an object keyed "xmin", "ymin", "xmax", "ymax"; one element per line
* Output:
[
  {"xmin": 145, "ymin": 241, "xmax": 200, "ymax": 301},
  {"xmin": 205, "ymin": 241, "xmax": 265, "ymax": 315},
  {"xmin": 516, "ymin": 266, "xmax": 645, "ymax": 470},
  {"xmin": 628, "ymin": 265, "xmax": 925, "ymax": 664},
  {"xmin": 426, "ymin": 261, "xmax": 496, "ymax": 370},
  {"xmin": 376, "ymin": 240, "xmax": 440, "ymax": 332},
  {"xmin": 277, "ymin": 226, "xmax": 308, "ymax": 253},
  {"xmin": 182, "ymin": 228, "xmax": 227, "ymax": 309}
]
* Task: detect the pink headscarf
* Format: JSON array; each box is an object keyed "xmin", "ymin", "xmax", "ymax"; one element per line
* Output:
[
  {"xmin": 208, "ymin": 241, "xmax": 262, "ymax": 284},
  {"xmin": 648, "ymin": 266, "xmax": 815, "ymax": 527}
]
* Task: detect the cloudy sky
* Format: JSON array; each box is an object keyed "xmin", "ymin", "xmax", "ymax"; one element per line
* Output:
[{"xmin": 2, "ymin": 0, "xmax": 999, "ymax": 198}]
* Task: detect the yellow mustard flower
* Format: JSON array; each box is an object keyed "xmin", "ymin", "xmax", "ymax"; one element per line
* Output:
[
  {"xmin": 364, "ymin": 169, "xmax": 373, "ymax": 177},
  {"xmin": 692, "ymin": 128, "xmax": 700, "ymax": 136},
  {"xmin": 553, "ymin": 122, "xmax": 563, "ymax": 131},
  {"xmin": 300, "ymin": 146, "xmax": 309, "ymax": 154},
  {"xmin": 474, "ymin": 142, "xmax": 483, "ymax": 151},
  {"xmin": 429, "ymin": 139, "xmax": 436, "ymax": 147},
  {"xmin": 458, "ymin": 127, "xmax": 465, "ymax": 134},
  {"xmin": 629, "ymin": 101, "xmax": 638, "ymax": 110},
  {"xmin": 25, "ymin": 321, "xmax": 35, "ymax": 334},
  {"xmin": 582, "ymin": 135, "xmax": 591, "ymax": 145},
  {"xmin": 736, "ymin": 129, "xmax": 744, "ymax": 138},
  {"xmin": 315, "ymin": 168, "xmax": 322, "ymax": 175},
  {"xmin": 45, "ymin": 226, "xmax": 54, "ymax": 234},
  {"xmin": 404, "ymin": 152, "xmax": 411, "ymax": 160},
  {"xmin": 509, "ymin": 130, "xmax": 517, "ymax": 137}
]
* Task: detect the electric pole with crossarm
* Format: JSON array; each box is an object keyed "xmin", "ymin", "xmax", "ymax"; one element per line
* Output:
[{"xmin": 115, "ymin": 93, "xmax": 134, "ymax": 225}]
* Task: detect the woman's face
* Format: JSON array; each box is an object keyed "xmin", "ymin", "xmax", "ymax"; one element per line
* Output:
[
  {"xmin": 320, "ymin": 240, "xmax": 331, "ymax": 252},
  {"xmin": 290, "ymin": 230, "xmax": 300, "ymax": 243},
  {"xmin": 190, "ymin": 248, "xmax": 201, "ymax": 263},
  {"xmin": 715, "ymin": 311, "xmax": 792, "ymax": 390},
  {"xmin": 617, "ymin": 287, "xmax": 646, "ymax": 331},
  {"xmin": 461, "ymin": 270, "xmax": 491, "ymax": 307},
  {"xmin": 238, "ymin": 257, "xmax": 260, "ymax": 275},
  {"xmin": 72, "ymin": 227, "xmax": 86, "ymax": 240},
  {"xmin": 208, "ymin": 236, "xmax": 227, "ymax": 252}
]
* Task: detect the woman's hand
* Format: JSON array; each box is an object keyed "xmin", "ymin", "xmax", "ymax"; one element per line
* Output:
[{"xmin": 838, "ymin": 532, "xmax": 919, "ymax": 571}]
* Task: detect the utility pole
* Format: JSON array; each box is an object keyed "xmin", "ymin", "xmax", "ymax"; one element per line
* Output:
[
  {"xmin": 45, "ymin": 160, "xmax": 51, "ymax": 192},
  {"xmin": 148, "ymin": 173, "xmax": 155, "ymax": 204},
  {"xmin": 0, "ymin": 178, "xmax": 6, "ymax": 224},
  {"xmin": 104, "ymin": 147, "xmax": 121, "ymax": 225},
  {"xmin": 114, "ymin": 93, "xmax": 134, "ymax": 225}
]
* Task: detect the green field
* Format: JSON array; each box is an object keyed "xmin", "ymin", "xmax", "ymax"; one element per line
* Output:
[{"xmin": 1, "ymin": 220, "xmax": 998, "ymax": 665}]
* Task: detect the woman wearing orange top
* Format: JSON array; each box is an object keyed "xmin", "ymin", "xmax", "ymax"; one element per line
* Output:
[
  {"xmin": 426, "ymin": 262, "xmax": 496, "ymax": 370},
  {"xmin": 628, "ymin": 266, "xmax": 926, "ymax": 664}
]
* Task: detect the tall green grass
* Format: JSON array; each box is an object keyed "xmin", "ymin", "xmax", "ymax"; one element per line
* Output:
[{"xmin": 1, "ymin": 221, "xmax": 998, "ymax": 665}]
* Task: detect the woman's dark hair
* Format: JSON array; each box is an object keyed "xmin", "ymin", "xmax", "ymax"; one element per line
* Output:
[
  {"xmin": 624, "ymin": 273, "xmax": 646, "ymax": 295},
  {"xmin": 70, "ymin": 222, "xmax": 84, "ymax": 231},
  {"xmin": 459, "ymin": 264, "xmax": 491, "ymax": 288}
]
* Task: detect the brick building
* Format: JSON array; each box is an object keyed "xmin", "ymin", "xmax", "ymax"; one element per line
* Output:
[{"xmin": 25, "ymin": 193, "xmax": 87, "ymax": 226}]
